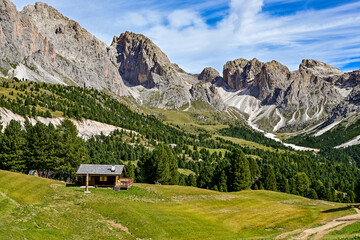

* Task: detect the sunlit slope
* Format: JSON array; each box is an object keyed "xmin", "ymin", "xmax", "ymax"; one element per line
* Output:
[{"xmin": 0, "ymin": 170, "xmax": 356, "ymax": 240}]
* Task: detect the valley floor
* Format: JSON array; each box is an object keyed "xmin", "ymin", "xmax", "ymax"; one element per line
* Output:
[{"xmin": 1, "ymin": 170, "xmax": 360, "ymax": 240}]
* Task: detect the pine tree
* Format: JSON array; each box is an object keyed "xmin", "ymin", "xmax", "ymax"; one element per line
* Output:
[
  {"xmin": 262, "ymin": 165, "xmax": 277, "ymax": 191},
  {"xmin": 293, "ymin": 172, "xmax": 310, "ymax": 196},
  {"xmin": 229, "ymin": 149, "xmax": 251, "ymax": 191},
  {"xmin": 0, "ymin": 120, "xmax": 26, "ymax": 172},
  {"xmin": 249, "ymin": 158, "xmax": 260, "ymax": 184},
  {"xmin": 218, "ymin": 170, "xmax": 228, "ymax": 192},
  {"xmin": 187, "ymin": 174, "xmax": 197, "ymax": 187},
  {"xmin": 125, "ymin": 162, "xmax": 135, "ymax": 180},
  {"xmin": 56, "ymin": 120, "xmax": 88, "ymax": 173}
]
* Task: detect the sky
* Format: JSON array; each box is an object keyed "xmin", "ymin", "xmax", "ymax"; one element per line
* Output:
[{"xmin": 12, "ymin": 0, "xmax": 360, "ymax": 74}]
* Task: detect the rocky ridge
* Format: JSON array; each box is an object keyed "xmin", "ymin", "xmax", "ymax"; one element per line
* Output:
[{"xmin": 219, "ymin": 58, "xmax": 360, "ymax": 131}]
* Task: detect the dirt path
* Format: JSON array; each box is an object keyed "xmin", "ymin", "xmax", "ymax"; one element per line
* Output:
[{"xmin": 277, "ymin": 207, "xmax": 360, "ymax": 240}]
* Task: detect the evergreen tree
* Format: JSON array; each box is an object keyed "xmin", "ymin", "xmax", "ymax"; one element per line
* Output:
[
  {"xmin": 0, "ymin": 120, "xmax": 26, "ymax": 172},
  {"xmin": 293, "ymin": 172, "xmax": 310, "ymax": 196},
  {"xmin": 262, "ymin": 165, "xmax": 277, "ymax": 191},
  {"xmin": 249, "ymin": 158, "xmax": 260, "ymax": 184},
  {"xmin": 125, "ymin": 162, "xmax": 135, "ymax": 180},
  {"xmin": 187, "ymin": 174, "xmax": 197, "ymax": 187},
  {"xmin": 56, "ymin": 120, "xmax": 88, "ymax": 173},
  {"xmin": 218, "ymin": 170, "xmax": 228, "ymax": 192},
  {"xmin": 229, "ymin": 149, "xmax": 251, "ymax": 191}
]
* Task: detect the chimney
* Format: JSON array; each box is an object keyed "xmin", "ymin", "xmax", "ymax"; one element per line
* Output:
[{"xmin": 111, "ymin": 165, "xmax": 115, "ymax": 172}]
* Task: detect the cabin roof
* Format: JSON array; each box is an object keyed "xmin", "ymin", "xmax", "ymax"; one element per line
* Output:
[{"xmin": 76, "ymin": 164, "xmax": 124, "ymax": 175}]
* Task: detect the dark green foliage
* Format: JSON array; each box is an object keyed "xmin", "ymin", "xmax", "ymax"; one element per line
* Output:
[
  {"xmin": 293, "ymin": 172, "xmax": 310, "ymax": 196},
  {"xmin": 262, "ymin": 165, "xmax": 277, "ymax": 191},
  {"xmin": 0, "ymin": 120, "xmax": 26, "ymax": 172},
  {"xmin": 228, "ymin": 150, "xmax": 251, "ymax": 191},
  {"xmin": 125, "ymin": 162, "xmax": 135, "ymax": 180},
  {"xmin": 138, "ymin": 144, "xmax": 178, "ymax": 185},
  {"xmin": 0, "ymin": 119, "xmax": 87, "ymax": 176}
]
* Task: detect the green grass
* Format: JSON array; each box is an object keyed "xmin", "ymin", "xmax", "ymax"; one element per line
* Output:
[
  {"xmin": 178, "ymin": 168, "xmax": 196, "ymax": 176},
  {"xmin": 324, "ymin": 222, "xmax": 360, "ymax": 239},
  {"xmin": 216, "ymin": 135, "xmax": 283, "ymax": 152},
  {"xmin": 0, "ymin": 170, "xmax": 356, "ymax": 240}
]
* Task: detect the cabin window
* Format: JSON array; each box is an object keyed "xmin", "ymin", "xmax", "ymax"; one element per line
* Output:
[{"xmin": 100, "ymin": 176, "xmax": 107, "ymax": 182}]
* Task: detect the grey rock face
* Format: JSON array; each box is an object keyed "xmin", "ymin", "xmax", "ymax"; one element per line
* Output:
[
  {"xmin": 21, "ymin": 2, "xmax": 128, "ymax": 95},
  {"xmin": 190, "ymin": 83, "xmax": 226, "ymax": 111},
  {"xmin": 198, "ymin": 67, "xmax": 221, "ymax": 83},
  {"xmin": 252, "ymin": 60, "xmax": 291, "ymax": 104},
  {"xmin": 111, "ymin": 31, "xmax": 175, "ymax": 88},
  {"xmin": 0, "ymin": 0, "xmax": 56, "ymax": 67},
  {"xmin": 223, "ymin": 58, "xmax": 263, "ymax": 90}
]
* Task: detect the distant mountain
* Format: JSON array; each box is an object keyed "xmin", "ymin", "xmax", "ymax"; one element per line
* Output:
[
  {"xmin": 1, "ymin": 0, "xmax": 360, "ymax": 135},
  {"xmin": 219, "ymin": 58, "xmax": 360, "ymax": 132}
]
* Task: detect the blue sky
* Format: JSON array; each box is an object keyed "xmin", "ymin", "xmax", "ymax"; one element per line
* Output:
[{"xmin": 12, "ymin": 0, "xmax": 360, "ymax": 73}]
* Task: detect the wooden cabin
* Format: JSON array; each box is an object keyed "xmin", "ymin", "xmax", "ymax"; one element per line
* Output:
[{"xmin": 76, "ymin": 164, "xmax": 133, "ymax": 190}]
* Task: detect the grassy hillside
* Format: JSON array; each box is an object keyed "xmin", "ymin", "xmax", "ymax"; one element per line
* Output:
[{"xmin": 0, "ymin": 170, "xmax": 358, "ymax": 240}]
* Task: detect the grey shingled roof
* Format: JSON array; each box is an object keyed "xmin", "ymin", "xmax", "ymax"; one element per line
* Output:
[{"xmin": 76, "ymin": 164, "xmax": 124, "ymax": 175}]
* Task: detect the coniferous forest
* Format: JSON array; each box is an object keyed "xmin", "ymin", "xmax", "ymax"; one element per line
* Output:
[{"xmin": 0, "ymin": 78, "xmax": 360, "ymax": 203}]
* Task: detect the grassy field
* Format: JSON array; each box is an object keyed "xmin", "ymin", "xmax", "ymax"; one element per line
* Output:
[
  {"xmin": 324, "ymin": 222, "xmax": 360, "ymax": 239},
  {"xmin": 0, "ymin": 170, "xmax": 357, "ymax": 240}
]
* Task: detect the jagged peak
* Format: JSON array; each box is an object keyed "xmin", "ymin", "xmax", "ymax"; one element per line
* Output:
[
  {"xmin": 113, "ymin": 31, "xmax": 172, "ymax": 66},
  {"xmin": 198, "ymin": 67, "xmax": 221, "ymax": 82},
  {"xmin": 22, "ymin": 2, "xmax": 65, "ymax": 20},
  {"xmin": 299, "ymin": 59, "xmax": 343, "ymax": 76}
]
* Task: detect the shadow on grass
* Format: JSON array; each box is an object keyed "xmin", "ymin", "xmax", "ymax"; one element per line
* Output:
[
  {"xmin": 322, "ymin": 205, "xmax": 358, "ymax": 213},
  {"xmin": 66, "ymin": 183, "xmax": 80, "ymax": 187}
]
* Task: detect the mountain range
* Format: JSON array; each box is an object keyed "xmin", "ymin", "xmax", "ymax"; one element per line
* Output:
[{"xmin": 1, "ymin": 0, "xmax": 360, "ymax": 136}]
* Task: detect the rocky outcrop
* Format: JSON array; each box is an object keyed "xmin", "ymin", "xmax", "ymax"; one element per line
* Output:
[
  {"xmin": 111, "ymin": 31, "xmax": 175, "ymax": 88},
  {"xmin": 223, "ymin": 58, "xmax": 263, "ymax": 90},
  {"xmin": 109, "ymin": 31, "xmax": 225, "ymax": 110},
  {"xmin": 198, "ymin": 67, "xmax": 221, "ymax": 83},
  {"xmin": 190, "ymin": 83, "xmax": 226, "ymax": 111},
  {"xmin": 252, "ymin": 60, "xmax": 291, "ymax": 104}
]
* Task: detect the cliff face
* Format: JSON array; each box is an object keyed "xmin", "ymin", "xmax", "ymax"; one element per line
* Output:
[
  {"xmin": 21, "ymin": 2, "xmax": 127, "ymax": 95},
  {"xmin": 111, "ymin": 31, "xmax": 175, "ymax": 88},
  {"xmin": 0, "ymin": 0, "xmax": 56, "ymax": 69}
]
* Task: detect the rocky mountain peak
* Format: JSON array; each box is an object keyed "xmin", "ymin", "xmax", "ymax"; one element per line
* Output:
[
  {"xmin": 198, "ymin": 67, "xmax": 221, "ymax": 83},
  {"xmin": 252, "ymin": 60, "xmax": 290, "ymax": 103},
  {"xmin": 111, "ymin": 31, "xmax": 175, "ymax": 87},
  {"xmin": 23, "ymin": 2, "xmax": 64, "ymax": 20},
  {"xmin": 223, "ymin": 58, "xmax": 263, "ymax": 90},
  {"xmin": 299, "ymin": 59, "xmax": 343, "ymax": 77}
]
